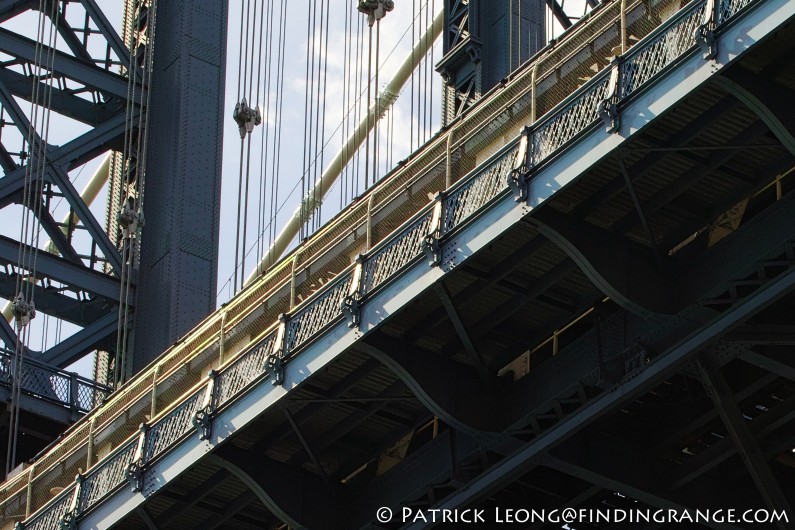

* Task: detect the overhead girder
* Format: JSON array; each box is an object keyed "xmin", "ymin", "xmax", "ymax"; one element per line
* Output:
[
  {"xmin": 609, "ymin": 121, "xmax": 771, "ymax": 236},
  {"xmin": 0, "ymin": 235, "xmax": 121, "ymax": 301},
  {"xmin": 0, "ymin": 0, "xmax": 34, "ymax": 22},
  {"xmin": 571, "ymin": 95, "xmax": 740, "ymax": 218},
  {"xmin": 401, "ymin": 236, "xmax": 549, "ymax": 344},
  {"xmin": 244, "ymin": 359, "xmax": 383, "ymax": 457},
  {"xmin": 659, "ymin": 152, "xmax": 795, "ymax": 252},
  {"xmin": 212, "ymin": 448, "xmax": 338, "ymax": 530},
  {"xmin": 0, "ymin": 26, "xmax": 133, "ymax": 99},
  {"xmin": 397, "ymin": 263, "xmax": 795, "ymax": 525},
  {"xmin": 0, "ymin": 67, "xmax": 121, "ymax": 126},
  {"xmin": 0, "ymin": 78, "xmax": 124, "ymax": 273},
  {"xmin": 668, "ymin": 388, "xmax": 795, "ymax": 489},
  {"xmin": 530, "ymin": 186, "xmax": 795, "ymax": 316},
  {"xmin": 740, "ymin": 350, "xmax": 795, "ymax": 381},
  {"xmin": 151, "ymin": 469, "xmax": 231, "ymax": 528},
  {"xmin": 695, "ymin": 353, "xmax": 793, "ymax": 524},
  {"xmin": 214, "ymin": 430, "xmax": 482, "ymax": 530},
  {"xmin": 712, "ymin": 39, "xmax": 795, "ymax": 158},
  {"xmin": 36, "ymin": 311, "xmax": 118, "ymax": 367}
]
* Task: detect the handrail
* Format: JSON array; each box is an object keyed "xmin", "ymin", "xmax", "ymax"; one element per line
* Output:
[
  {"xmin": 0, "ymin": 348, "xmax": 111, "ymax": 414},
  {"xmin": 1, "ymin": 0, "xmax": 765, "ymax": 525}
]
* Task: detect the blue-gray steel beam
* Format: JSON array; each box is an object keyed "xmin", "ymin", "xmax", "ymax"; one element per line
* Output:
[
  {"xmin": 695, "ymin": 354, "xmax": 793, "ymax": 528},
  {"xmin": 135, "ymin": 507, "xmax": 159, "ymax": 530},
  {"xmin": 0, "ymin": 109, "xmax": 128, "ymax": 203},
  {"xmin": 132, "ymin": 0, "xmax": 228, "ymax": 373},
  {"xmin": 38, "ymin": 312, "xmax": 118, "ymax": 367},
  {"xmin": 669, "ymin": 390, "xmax": 795, "ymax": 489},
  {"xmin": 0, "ymin": 314, "xmax": 16, "ymax": 348},
  {"xmin": 153, "ymin": 469, "xmax": 230, "ymax": 528},
  {"xmin": 0, "ymin": 55, "xmax": 120, "ymax": 125},
  {"xmin": 0, "ymin": 272, "xmax": 109, "ymax": 326},
  {"xmin": 610, "ymin": 121, "xmax": 770, "ymax": 234},
  {"xmin": 213, "ymin": 449, "xmax": 335, "ymax": 530},
  {"xmin": 713, "ymin": 73, "xmax": 795, "ymax": 158},
  {"xmin": 740, "ymin": 351, "xmax": 795, "ymax": 381},
  {"xmin": 0, "ymin": 26, "xmax": 132, "ymax": 99},
  {"xmin": 33, "ymin": 204, "xmax": 83, "ymax": 263},
  {"xmin": 0, "ymin": 78, "xmax": 124, "ymax": 273},
  {"xmin": 78, "ymin": 0, "xmax": 131, "ymax": 72},
  {"xmin": 0, "ymin": 235, "xmax": 120, "ymax": 300},
  {"xmin": 544, "ymin": 457, "xmax": 745, "ymax": 530},
  {"xmin": 0, "ymin": 0, "xmax": 33, "ymax": 21},
  {"xmin": 402, "ymin": 237, "xmax": 548, "ymax": 344},
  {"xmin": 434, "ymin": 281, "xmax": 492, "ymax": 384},
  {"xmin": 400, "ymin": 263, "xmax": 795, "ymax": 528},
  {"xmin": 49, "ymin": 4, "xmax": 94, "ymax": 63}
]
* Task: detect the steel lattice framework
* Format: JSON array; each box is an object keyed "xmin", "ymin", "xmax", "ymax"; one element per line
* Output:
[{"xmin": 0, "ymin": 0, "xmax": 134, "ymax": 369}]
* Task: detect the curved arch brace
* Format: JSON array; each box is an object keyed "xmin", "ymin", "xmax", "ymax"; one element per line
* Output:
[
  {"xmin": 529, "ymin": 208, "xmax": 674, "ymax": 316},
  {"xmin": 211, "ymin": 448, "xmax": 338, "ymax": 530},
  {"xmin": 713, "ymin": 73, "xmax": 795, "ymax": 158},
  {"xmin": 357, "ymin": 335, "xmax": 500, "ymax": 434}
]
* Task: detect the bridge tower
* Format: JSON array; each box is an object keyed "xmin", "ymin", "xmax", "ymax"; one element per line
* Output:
[
  {"xmin": 436, "ymin": 0, "xmax": 545, "ymax": 125},
  {"xmin": 125, "ymin": 0, "xmax": 229, "ymax": 376}
]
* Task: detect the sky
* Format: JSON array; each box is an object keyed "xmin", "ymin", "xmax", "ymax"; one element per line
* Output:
[{"xmin": 0, "ymin": 0, "xmax": 585, "ymax": 375}]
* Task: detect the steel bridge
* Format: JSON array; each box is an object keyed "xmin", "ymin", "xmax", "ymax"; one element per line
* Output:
[{"xmin": 2, "ymin": 0, "xmax": 795, "ymax": 528}]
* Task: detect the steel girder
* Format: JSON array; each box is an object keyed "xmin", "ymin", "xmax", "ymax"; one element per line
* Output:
[{"xmin": 0, "ymin": 0, "xmax": 136, "ymax": 370}]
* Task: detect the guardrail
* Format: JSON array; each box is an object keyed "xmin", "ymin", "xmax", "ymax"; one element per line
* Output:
[
  {"xmin": 0, "ymin": 349, "xmax": 111, "ymax": 414},
  {"xmin": 5, "ymin": 0, "xmax": 766, "ymax": 526}
]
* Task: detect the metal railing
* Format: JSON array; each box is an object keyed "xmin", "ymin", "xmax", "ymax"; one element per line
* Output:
[
  {"xmin": 3, "ymin": 0, "xmax": 767, "ymax": 526},
  {"xmin": 0, "ymin": 348, "xmax": 111, "ymax": 414}
]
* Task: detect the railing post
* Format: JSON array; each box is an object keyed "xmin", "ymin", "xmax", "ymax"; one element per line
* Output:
[
  {"xmin": 342, "ymin": 257, "xmax": 364, "ymax": 328},
  {"xmin": 366, "ymin": 195, "xmax": 375, "ymax": 250},
  {"xmin": 267, "ymin": 317, "xmax": 287, "ymax": 386},
  {"xmin": 695, "ymin": 0, "xmax": 718, "ymax": 60},
  {"xmin": 86, "ymin": 417, "xmax": 95, "ymax": 469},
  {"xmin": 192, "ymin": 370, "xmax": 216, "ymax": 441},
  {"xmin": 24, "ymin": 463, "xmax": 35, "ymax": 518},
  {"xmin": 598, "ymin": 57, "xmax": 621, "ymax": 133},
  {"xmin": 620, "ymin": 0, "xmax": 628, "ymax": 54},
  {"xmin": 126, "ymin": 423, "xmax": 147, "ymax": 493},
  {"xmin": 423, "ymin": 195, "xmax": 444, "ymax": 267},
  {"xmin": 507, "ymin": 130, "xmax": 531, "ymax": 202},
  {"xmin": 149, "ymin": 363, "xmax": 161, "ymax": 420},
  {"xmin": 60, "ymin": 474, "xmax": 82, "ymax": 529},
  {"xmin": 219, "ymin": 307, "xmax": 227, "ymax": 365},
  {"xmin": 289, "ymin": 253, "xmax": 299, "ymax": 309},
  {"xmin": 69, "ymin": 373, "xmax": 79, "ymax": 420}
]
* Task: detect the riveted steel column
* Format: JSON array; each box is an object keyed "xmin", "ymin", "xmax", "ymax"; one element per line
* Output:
[{"xmin": 132, "ymin": 0, "xmax": 229, "ymax": 373}]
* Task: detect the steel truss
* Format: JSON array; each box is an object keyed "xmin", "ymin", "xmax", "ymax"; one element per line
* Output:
[{"xmin": 0, "ymin": 0, "xmax": 137, "ymax": 372}]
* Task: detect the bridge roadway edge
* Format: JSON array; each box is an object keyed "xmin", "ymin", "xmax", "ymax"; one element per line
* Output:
[{"xmin": 78, "ymin": 1, "xmax": 795, "ymax": 527}]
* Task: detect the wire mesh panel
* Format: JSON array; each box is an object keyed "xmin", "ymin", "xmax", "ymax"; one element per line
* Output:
[
  {"xmin": 442, "ymin": 141, "xmax": 521, "ymax": 234},
  {"xmin": 619, "ymin": 3, "xmax": 706, "ymax": 98},
  {"xmin": 144, "ymin": 387, "xmax": 205, "ymax": 462},
  {"xmin": 285, "ymin": 272, "xmax": 353, "ymax": 353},
  {"xmin": 76, "ymin": 381, "xmax": 110, "ymax": 412},
  {"xmin": 718, "ymin": 0, "xmax": 756, "ymax": 23},
  {"xmin": 23, "ymin": 486, "xmax": 73, "ymax": 530},
  {"xmin": 361, "ymin": 211, "xmax": 435, "ymax": 294},
  {"xmin": 78, "ymin": 439, "xmax": 138, "ymax": 513},
  {"xmin": 532, "ymin": 72, "xmax": 612, "ymax": 165},
  {"xmin": 215, "ymin": 330, "xmax": 277, "ymax": 407}
]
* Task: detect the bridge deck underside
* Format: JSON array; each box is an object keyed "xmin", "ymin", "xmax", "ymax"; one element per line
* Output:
[{"xmin": 107, "ymin": 14, "xmax": 795, "ymax": 530}]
